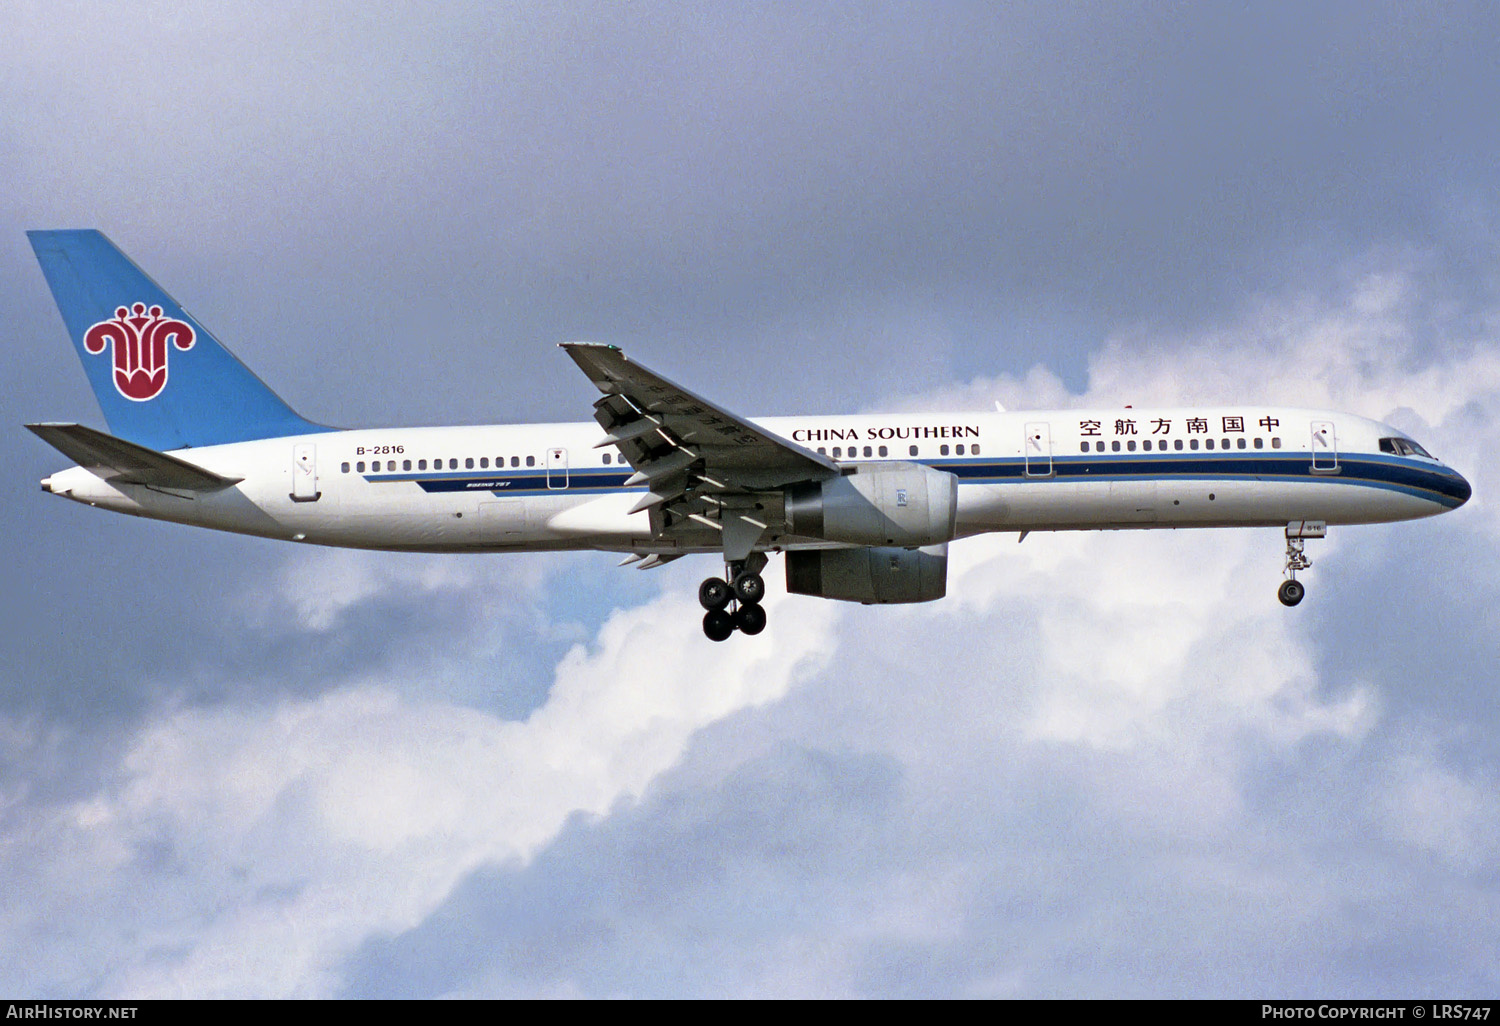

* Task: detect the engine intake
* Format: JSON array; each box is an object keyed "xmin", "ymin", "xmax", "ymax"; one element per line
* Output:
[
  {"xmin": 784, "ymin": 461, "xmax": 957, "ymax": 546},
  {"xmin": 785, "ymin": 544, "xmax": 948, "ymax": 604}
]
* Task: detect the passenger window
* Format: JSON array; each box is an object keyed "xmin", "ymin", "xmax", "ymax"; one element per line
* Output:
[
  {"xmin": 818, "ymin": 447, "xmax": 827, "ymax": 455},
  {"xmin": 1111, "ymin": 440, "xmax": 1121, "ymax": 452},
  {"xmin": 418, "ymin": 459, "xmax": 427, "ymax": 470},
  {"xmin": 1080, "ymin": 442, "xmax": 1091, "ymax": 453},
  {"xmin": 1221, "ymin": 438, "xmax": 1230, "ymax": 449},
  {"xmin": 357, "ymin": 461, "xmax": 365, "ymax": 472},
  {"xmin": 1174, "ymin": 439, "xmax": 1184, "ymax": 451},
  {"xmin": 1253, "ymin": 437, "xmax": 1263, "ymax": 449},
  {"xmin": 464, "ymin": 457, "xmax": 474, "ymax": 469},
  {"xmin": 1127, "ymin": 440, "xmax": 1137, "ymax": 451},
  {"xmin": 449, "ymin": 459, "xmax": 458, "ymax": 470},
  {"xmin": 955, "ymin": 444, "xmax": 965, "ymax": 456},
  {"xmin": 341, "ymin": 462, "xmax": 350, "ymax": 473},
  {"xmin": 1205, "ymin": 439, "xmax": 1215, "ymax": 450},
  {"xmin": 939, "ymin": 444, "xmax": 950, "ymax": 456},
  {"xmin": 1190, "ymin": 439, "xmax": 1200, "ymax": 450},
  {"xmin": 864, "ymin": 445, "xmax": 873, "ymax": 457},
  {"xmin": 878, "ymin": 445, "xmax": 888, "ymax": 457},
  {"xmin": 526, "ymin": 456, "xmax": 535, "ymax": 467},
  {"xmin": 972, "ymin": 444, "xmax": 981, "ymax": 455},
  {"xmin": 909, "ymin": 445, "xmax": 919, "ymax": 457},
  {"xmin": 511, "ymin": 456, "xmax": 520, "ymax": 467},
  {"xmin": 1271, "ymin": 437, "xmax": 1281, "ymax": 449},
  {"xmin": 1237, "ymin": 438, "xmax": 1246, "ymax": 449},
  {"xmin": 385, "ymin": 460, "xmax": 394, "ymax": 472},
  {"xmin": 603, "ymin": 453, "xmax": 611, "ymax": 464},
  {"xmin": 480, "ymin": 457, "xmax": 489, "ymax": 469},
  {"xmin": 403, "ymin": 459, "xmax": 412, "ymax": 471},
  {"xmin": 832, "ymin": 447, "xmax": 842, "ymax": 458}
]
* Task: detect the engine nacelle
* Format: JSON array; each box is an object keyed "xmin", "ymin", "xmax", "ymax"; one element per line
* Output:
[
  {"xmin": 785, "ymin": 544, "xmax": 948, "ymax": 604},
  {"xmin": 784, "ymin": 462, "xmax": 957, "ymax": 546}
]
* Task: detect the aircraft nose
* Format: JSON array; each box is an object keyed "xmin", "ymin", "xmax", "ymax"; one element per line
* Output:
[
  {"xmin": 1452, "ymin": 468, "xmax": 1473, "ymax": 507},
  {"xmin": 1436, "ymin": 465, "xmax": 1473, "ymax": 509}
]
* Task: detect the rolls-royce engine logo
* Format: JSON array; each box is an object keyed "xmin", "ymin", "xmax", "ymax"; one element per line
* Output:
[{"xmin": 83, "ymin": 302, "xmax": 195, "ymax": 402}]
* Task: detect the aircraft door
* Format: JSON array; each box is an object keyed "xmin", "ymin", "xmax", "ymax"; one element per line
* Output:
[
  {"xmin": 547, "ymin": 447, "xmax": 569, "ymax": 489},
  {"xmin": 1310, "ymin": 420, "xmax": 1338, "ymax": 472},
  {"xmin": 1024, "ymin": 422, "xmax": 1053, "ymax": 477},
  {"xmin": 291, "ymin": 444, "xmax": 320, "ymax": 501},
  {"xmin": 479, "ymin": 499, "xmax": 528, "ymax": 537}
]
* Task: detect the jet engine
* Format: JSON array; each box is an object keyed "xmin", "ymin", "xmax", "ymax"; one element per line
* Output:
[
  {"xmin": 783, "ymin": 461, "xmax": 957, "ymax": 546},
  {"xmin": 785, "ymin": 543, "xmax": 948, "ymax": 604}
]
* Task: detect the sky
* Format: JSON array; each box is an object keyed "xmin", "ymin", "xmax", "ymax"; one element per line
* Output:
[{"xmin": 3, "ymin": 0, "xmax": 1499, "ymax": 998}]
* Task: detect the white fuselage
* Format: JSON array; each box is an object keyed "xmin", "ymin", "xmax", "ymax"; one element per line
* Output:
[{"xmin": 40, "ymin": 405, "xmax": 1471, "ymax": 555}]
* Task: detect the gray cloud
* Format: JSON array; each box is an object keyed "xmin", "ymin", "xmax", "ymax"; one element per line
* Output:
[{"xmin": 7, "ymin": 3, "xmax": 1500, "ymax": 420}]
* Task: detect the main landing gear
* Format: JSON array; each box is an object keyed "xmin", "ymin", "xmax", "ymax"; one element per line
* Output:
[
  {"xmin": 700, "ymin": 554, "xmax": 768, "ymax": 641},
  {"xmin": 1279, "ymin": 520, "xmax": 1325, "ymax": 607}
]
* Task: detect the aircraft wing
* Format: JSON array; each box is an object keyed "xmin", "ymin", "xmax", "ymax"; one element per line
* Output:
[
  {"xmin": 27, "ymin": 422, "xmax": 243, "ymax": 491},
  {"xmin": 560, "ymin": 343, "xmax": 838, "ymax": 558},
  {"xmin": 561, "ymin": 343, "xmax": 837, "ymax": 488}
]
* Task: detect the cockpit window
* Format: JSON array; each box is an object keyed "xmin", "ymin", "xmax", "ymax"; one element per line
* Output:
[{"xmin": 1379, "ymin": 437, "xmax": 1433, "ymax": 459}]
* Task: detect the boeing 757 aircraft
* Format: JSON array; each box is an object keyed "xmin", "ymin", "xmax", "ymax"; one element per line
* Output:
[{"xmin": 26, "ymin": 231, "xmax": 1471, "ymax": 640}]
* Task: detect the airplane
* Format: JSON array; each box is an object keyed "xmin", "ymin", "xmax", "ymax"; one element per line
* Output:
[{"xmin": 26, "ymin": 230, "xmax": 1472, "ymax": 641}]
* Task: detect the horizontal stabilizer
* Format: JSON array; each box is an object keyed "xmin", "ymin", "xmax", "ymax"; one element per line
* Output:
[{"xmin": 27, "ymin": 423, "xmax": 242, "ymax": 491}]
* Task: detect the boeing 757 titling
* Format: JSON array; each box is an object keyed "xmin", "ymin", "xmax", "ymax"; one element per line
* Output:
[{"xmin": 26, "ymin": 231, "xmax": 1472, "ymax": 640}]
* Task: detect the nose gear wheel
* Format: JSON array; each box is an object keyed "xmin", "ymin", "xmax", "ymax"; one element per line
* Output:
[{"xmin": 1279, "ymin": 521, "xmax": 1324, "ymax": 607}]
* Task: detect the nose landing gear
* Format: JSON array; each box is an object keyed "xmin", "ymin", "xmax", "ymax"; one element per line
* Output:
[
  {"xmin": 1279, "ymin": 521, "xmax": 1325, "ymax": 607},
  {"xmin": 699, "ymin": 554, "xmax": 768, "ymax": 641}
]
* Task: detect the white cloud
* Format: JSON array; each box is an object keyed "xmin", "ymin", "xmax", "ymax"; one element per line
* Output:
[
  {"xmin": 1377, "ymin": 751, "xmax": 1500, "ymax": 873},
  {"xmin": 7, "ymin": 577, "xmax": 838, "ymax": 997},
  {"xmin": 255, "ymin": 548, "xmax": 487, "ymax": 632}
]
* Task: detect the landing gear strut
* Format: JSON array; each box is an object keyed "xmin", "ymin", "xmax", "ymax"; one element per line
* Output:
[
  {"xmin": 1279, "ymin": 520, "xmax": 1325, "ymax": 607},
  {"xmin": 700, "ymin": 554, "xmax": 768, "ymax": 640}
]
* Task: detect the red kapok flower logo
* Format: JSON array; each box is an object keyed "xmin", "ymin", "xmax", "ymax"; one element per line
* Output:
[{"xmin": 82, "ymin": 303, "xmax": 196, "ymax": 402}]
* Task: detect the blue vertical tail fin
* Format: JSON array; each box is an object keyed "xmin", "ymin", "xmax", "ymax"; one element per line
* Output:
[{"xmin": 28, "ymin": 229, "xmax": 330, "ymax": 451}]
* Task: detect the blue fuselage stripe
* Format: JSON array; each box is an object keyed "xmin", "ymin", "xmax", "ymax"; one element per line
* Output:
[{"xmin": 359, "ymin": 454, "xmax": 1468, "ymax": 508}]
